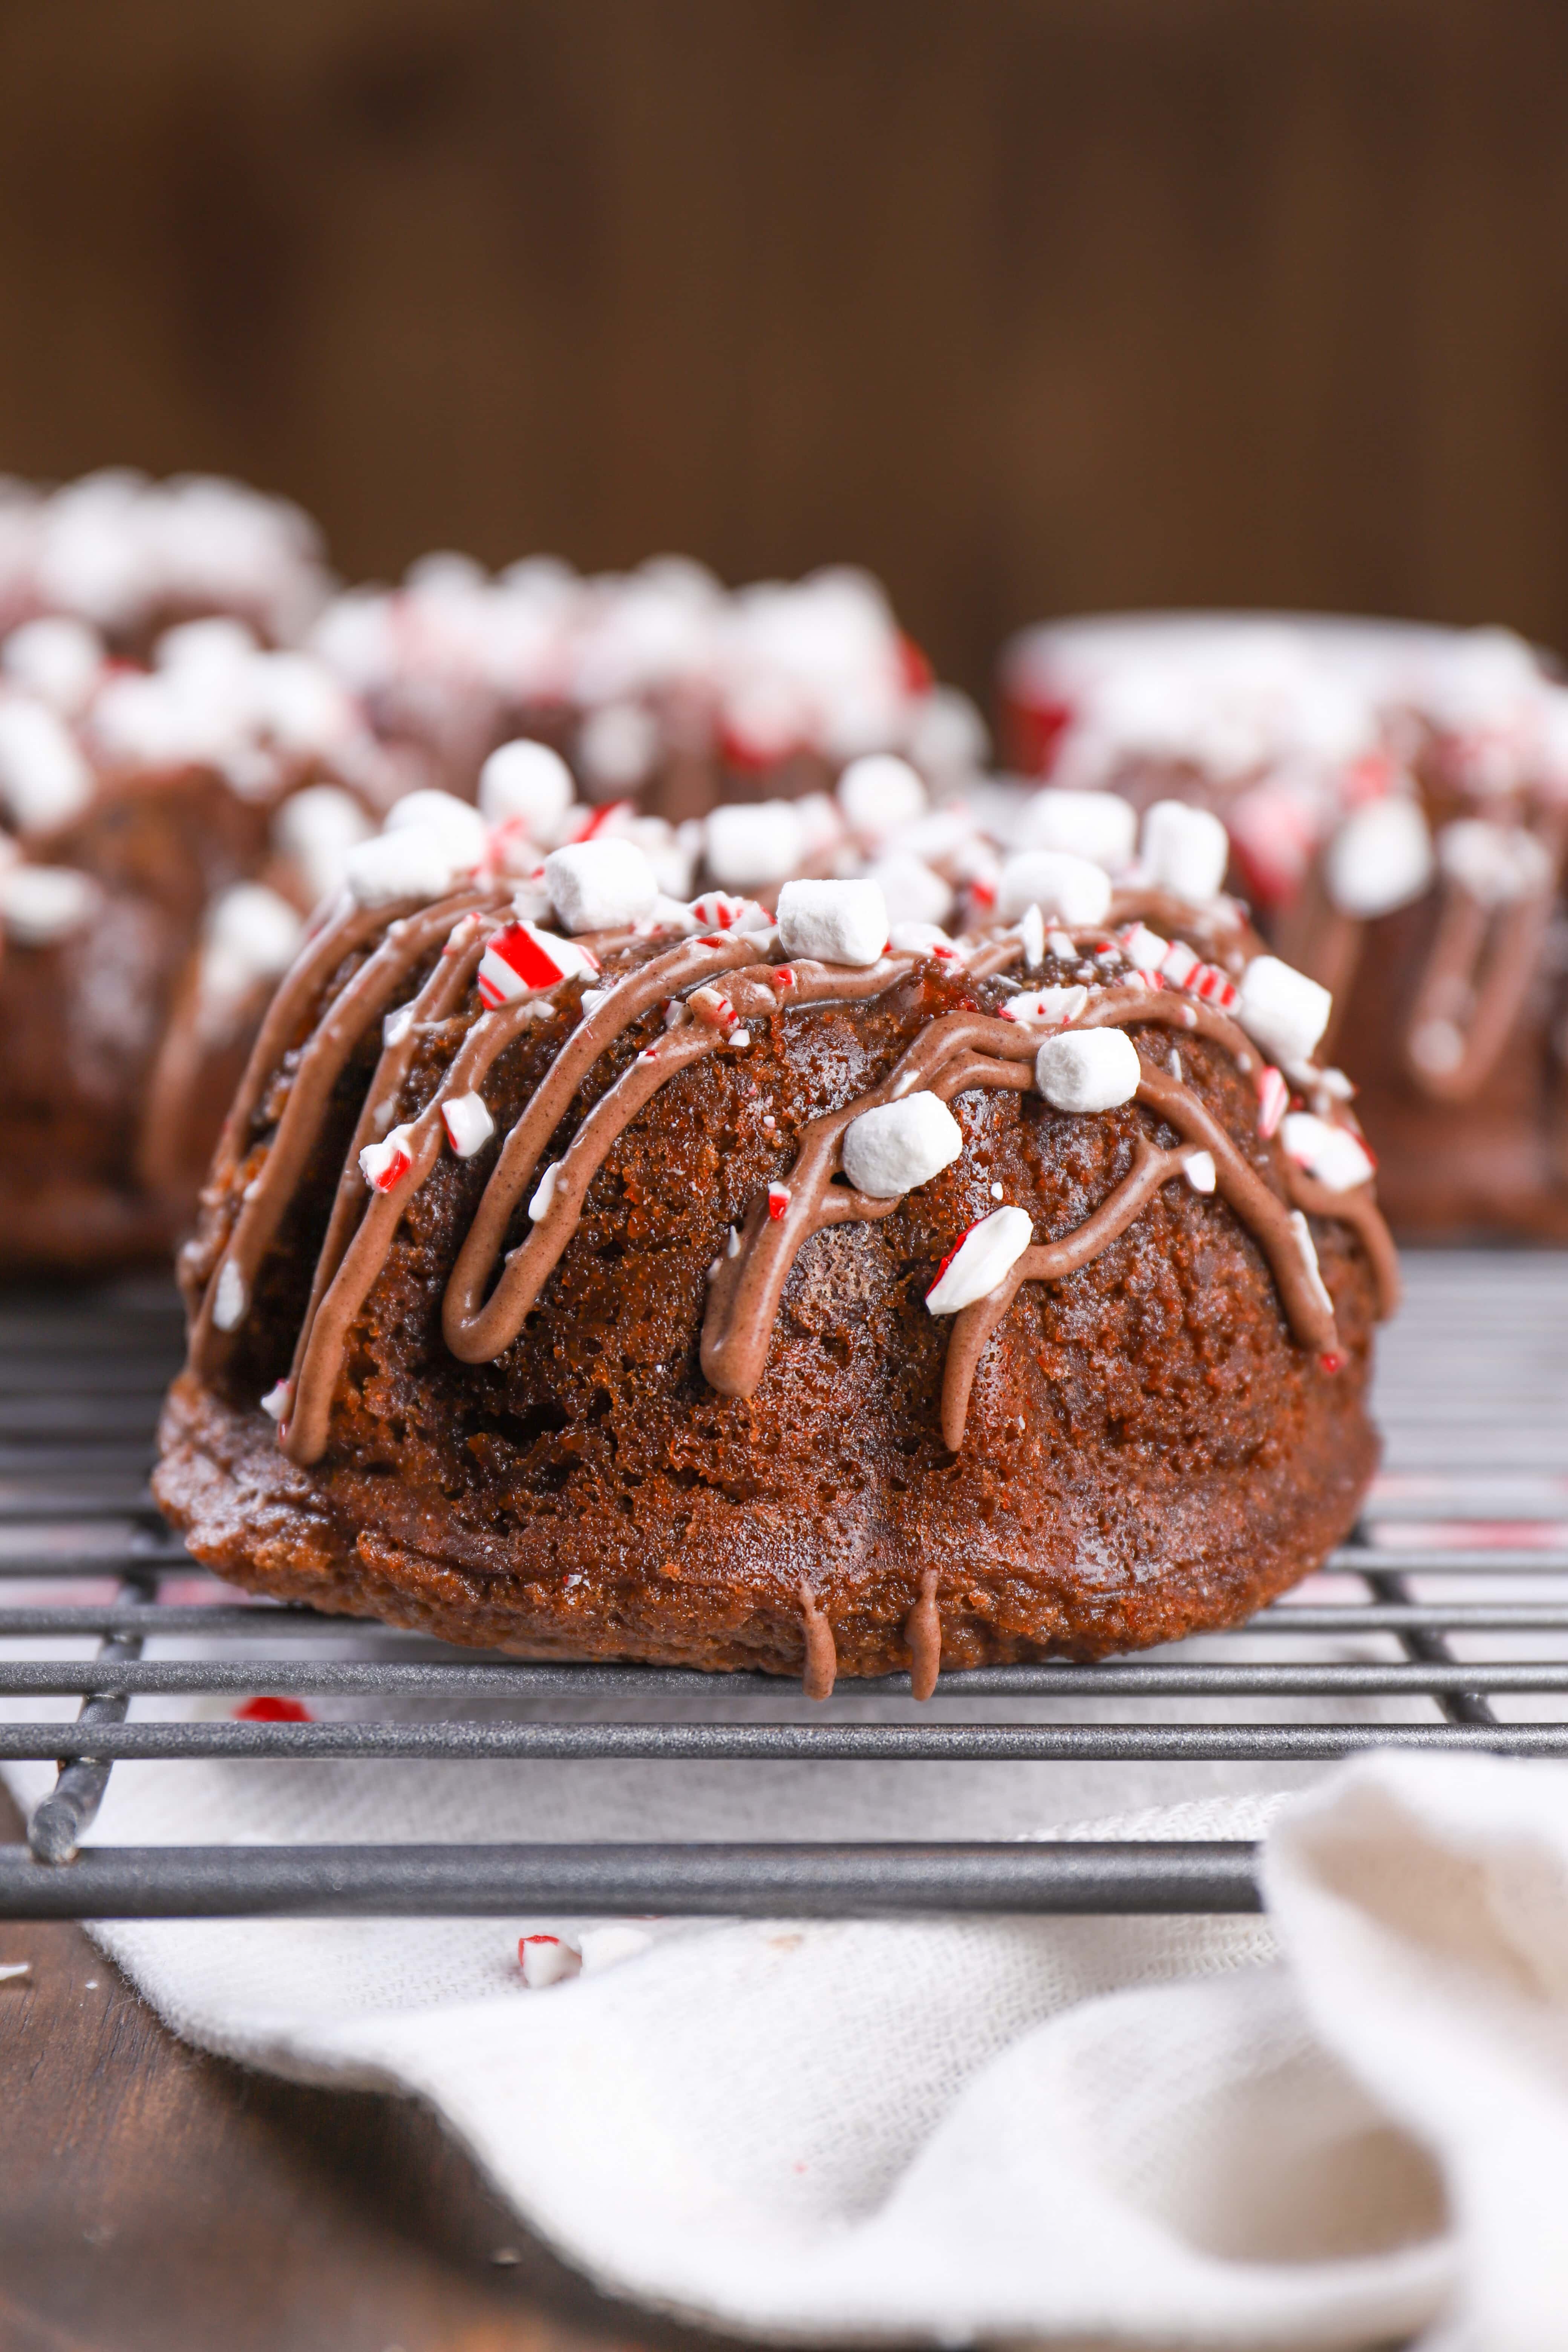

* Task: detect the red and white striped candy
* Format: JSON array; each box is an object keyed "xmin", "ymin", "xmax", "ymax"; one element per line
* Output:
[
  {"xmin": 925, "ymin": 1205, "xmax": 1034, "ymax": 1315},
  {"xmin": 518, "ymin": 1933, "xmax": 582, "ymax": 1989},
  {"xmin": 1160, "ymin": 939, "xmax": 1199, "ymax": 988},
  {"xmin": 360, "ymin": 1122, "xmax": 416, "ymax": 1193},
  {"xmin": 767, "ymin": 1184, "xmax": 791, "ymax": 1220},
  {"xmin": 441, "ymin": 1092, "xmax": 495, "ymax": 1158},
  {"xmin": 1188, "ymin": 962, "xmax": 1239, "ymax": 1012},
  {"xmin": 1280, "ymin": 1111, "xmax": 1375, "ymax": 1191},
  {"xmin": 1117, "ymin": 921, "xmax": 1169, "ymax": 971},
  {"xmin": 1256, "ymin": 1065, "xmax": 1289, "ymax": 1140},
  {"xmin": 476, "ymin": 921, "xmax": 597, "ymax": 1008},
  {"xmin": 688, "ymin": 984, "xmax": 739, "ymax": 1034}
]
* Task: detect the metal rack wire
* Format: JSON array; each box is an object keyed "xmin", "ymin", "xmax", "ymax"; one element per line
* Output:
[{"xmin": 1, "ymin": 1256, "xmax": 1565, "ymax": 1918}]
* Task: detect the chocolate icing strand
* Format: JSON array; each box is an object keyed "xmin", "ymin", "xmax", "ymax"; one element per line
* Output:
[
  {"xmin": 440, "ymin": 934, "xmax": 764, "ymax": 1364},
  {"xmin": 284, "ymin": 916, "xmax": 493, "ymax": 1412},
  {"xmin": 191, "ymin": 893, "xmax": 495, "ymax": 1375},
  {"xmin": 940, "ymin": 1133, "xmax": 1186, "ymax": 1450},
  {"xmin": 906, "ymin": 1570, "xmax": 941, "ymax": 1701},
  {"xmin": 701, "ymin": 1012, "xmax": 1039, "ymax": 1398},
  {"xmin": 1288, "ymin": 1168, "xmax": 1402, "ymax": 1321},
  {"xmin": 1403, "ymin": 862, "xmax": 1560, "ymax": 1103},
  {"xmin": 798, "ymin": 1582, "xmax": 837, "ymax": 1701}
]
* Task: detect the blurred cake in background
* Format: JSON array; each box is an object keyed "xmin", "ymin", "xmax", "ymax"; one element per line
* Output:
[
  {"xmin": 999, "ymin": 613, "xmax": 1568, "ymax": 1237},
  {"xmin": 310, "ymin": 555, "xmax": 988, "ymax": 818}
]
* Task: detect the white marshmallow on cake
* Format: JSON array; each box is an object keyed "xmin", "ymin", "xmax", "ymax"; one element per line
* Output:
[
  {"xmin": 198, "ymin": 884, "xmax": 304, "ymax": 1029},
  {"xmin": 776, "ymin": 878, "xmax": 888, "ymax": 966},
  {"xmin": 1323, "ymin": 797, "xmax": 1434, "ymax": 917},
  {"xmin": 385, "ymin": 789, "xmax": 489, "ymax": 867},
  {"xmin": 0, "ymin": 862, "xmax": 99, "ymax": 946},
  {"xmin": 0, "ymin": 698, "xmax": 95, "ymax": 832},
  {"xmin": 704, "ymin": 800, "xmax": 807, "ymax": 894},
  {"xmin": 1140, "ymin": 800, "xmax": 1231, "ymax": 902},
  {"xmin": 1237, "ymin": 955, "xmax": 1332, "ymax": 1067},
  {"xmin": 1035, "ymin": 1025, "xmax": 1142, "ymax": 1112},
  {"xmin": 866, "ymin": 852, "xmax": 953, "ymax": 929},
  {"xmin": 1280, "ymin": 1112, "xmax": 1375, "ymax": 1191},
  {"xmin": 545, "ymin": 838, "xmax": 658, "ymax": 933},
  {"xmin": 925, "ymin": 1205, "xmax": 1034, "ymax": 1314},
  {"xmin": 904, "ymin": 684, "xmax": 988, "ymax": 786},
  {"xmin": 345, "ymin": 822, "xmax": 475, "ymax": 908},
  {"xmin": 1436, "ymin": 818, "xmax": 1554, "ymax": 906},
  {"xmin": 478, "ymin": 739, "xmax": 576, "ymax": 836},
  {"xmin": 841, "ymin": 1094, "xmax": 963, "ymax": 1198},
  {"xmin": 578, "ymin": 701, "xmax": 660, "ymax": 796},
  {"xmin": 1014, "ymin": 788, "xmax": 1136, "ymax": 871},
  {"xmin": 996, "ymin": 849, "xmax": 1112, "ymax": 927},
  {"xmin": 837, "ymin": 752, "xmax": 927, "ymax": 844},
  {"xmin": 273, "ymin": 784, "xmax": 374, "ymax": 904},
  {"xmin": 2, "ymin": 617, "xmax": 103, "ymax": 718}
]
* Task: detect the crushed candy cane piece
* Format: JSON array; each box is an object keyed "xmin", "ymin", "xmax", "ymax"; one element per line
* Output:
[
  {"xmin": 212, "ymin": 1259, "xmax": 248, "ymax": 1331},
  {"xmin": 1182, "ymin": 1151, "xmax": 1217, "ymax": 1193},
  {"xmin": 360, "ymin": 1123, "xmax": 416, "ymax": 1193},
  {"xmin": 382, "ymin": 1003, "xmax": 416, "ymax": 1049},
  {"xmin": 1160, "ymin": 938, "xmax": 1199, "ymax": 988},
  {"xmin": 1015, "ymin": 903, "xmax": 1046, "ymax": 968},
  {"xmin": 579, "ymin": 1925, "xmax": 654, "ymax": 1973},
  {"xmin": 926, "ymin": 1204, "xmax": 1034, "ymax": 1314},
  {"xmin": 1047, "ymin": 929, "xmax": 1076, "ymax": 962},
  {"xmin": 519, "ymin": 1932, "xmax": 583, "ymax": 1988},
  {"xmin": 1001, "ymin": 984, "xmax": 1089, "ymax": 1028},
  {"xmin": 768, "ymin": 1184, "xmax": 791, "ymax": 1219},
  {"xmin": 1280, "ymin": 1112, "xmax": 1376, "ymax": 1191},
  {"xmin": 234, "ymin": 1695, "xmax": 312, "ymax": 1723},
  {"xmin": 1188, "ymin": 962, "xmax": 1240, "ymax": 1011},
  {"xmin": 442, "ymin": 1092, "xmax": 495, "ymax": 1158},
  {"xmin": 1290, "ymin": 1208, "xmax": 1334, "ymax": 1318},
  {"xmin": 1117, "ymin": 922, "xmax": 1169, "ymax": 971},
  {"xmin": 528, "ymin": 1161, "xmax": 562, "ymax": 1221},
  {"xmin": 477, "ymin": 921, "xmax": 597, "ymax": 1007},
  {"xmin": 260, "ymin": 1379, "xmax": 292, "ymax": 1421},
  {"xmin": 1256, "ymin": 1066, "xmax": 1289, "ymax": 1140}
]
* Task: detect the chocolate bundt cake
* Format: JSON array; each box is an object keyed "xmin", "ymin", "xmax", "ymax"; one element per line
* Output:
[
  {"xmin": 1001, "ymin": 613, "xmax": 1568, "ymax": 1237},
  {"xmin": 311, "ymin": 556, "xmax": 987, "ymax": 821},
  {"xmin": 155, "ymin": 824, "xmax": 1398, "ymax": 1686}
]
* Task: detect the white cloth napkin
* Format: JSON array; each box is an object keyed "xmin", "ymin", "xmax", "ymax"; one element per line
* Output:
[{"xmin": 14, "ymin": 1734, "xmax": 1568, "ymax": 2349}]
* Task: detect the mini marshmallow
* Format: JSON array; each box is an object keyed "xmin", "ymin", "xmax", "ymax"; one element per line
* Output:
[
  {"xmin": 996, "ymin": 850, "xmax": 1112, "ymax": 927},
  {"xmin": 0, "ymin": 864, "xmax": 98, "ymax": 946},
  {"xmin": 578, "ymin": 701, "xmax": 659, "ymax": 792},
  {"xmin": 1280, "ymin": 1111, "xmax": 1375, "ymax": 1191},
  {"xmin": 776, "ymin": 878, "xmax": 888, "ymax": 967},
  {"xmin": 925, "ymin": 1205, "xmax": 1034, "ymax": 1314},
  {"xmin": 273, "ymin": 784, "xmax": 373, "ymax": 904},
  {"xmin": 1182, "ymin": 1151, "xmax": 1217, "ymax": 1193},
  {"xmin": 477, "ymin": 921, "xmax": 597, "ymax": 1007},
  {"xmin": 518, "ymin": 1933, "xmax": 582, "ymax": 1989},
  {"xmin": 841, "ymin": 1094, "xmax": 964, "ymax": 1198},
  {"xmin": 1003, "ymin": 984, "xmax": 1089, "ymax": 1027},
  {"xmin": 442, "ymin": 1092, "xmax": 495, "ymax": 1158},
  {"xmin": 1140, "ymin": 801, "xmax": 1231, "ymax": 902},
  {"xmin": 1436, "ymin": 818, "xmax": 1554, "ymax": 907},
  {"xmin": 199, "ymin": 884, "xmax": 304, "ymax": 1024},
  {"xmin": 866, "ymin": 853, "xmax": 952, "ymax": 928},
  {"xmin": 1034, "ymin": 1026, "xmax": 1142, "ymax": 1113},
  {"xmin": 2, "ymin": 616, "xmax": 103, "ymax": 716},
  {"xmin": 837, "ymin": 752, "xmax": 927, "ymax": 842},
  {"xmin": 482, "ymin": 743, "xmax": 580, "ymax": 847},
  {"xmin": 528, "ymin": 1161, "xmax": 562, "ymax": 1221},
  {"xmin": 212, "ymin": 1259, "xmax": 248, "ymax": 1332},
  {"xmin": 0, "ymin": 698, "xmax": 95, "ymax": 832},
  {"xmin": 1015, "ymin": 788, "xmax": 1136, "ymax": 871},
  {"xmin": 385, "ymin": 789, "xmax": 490, "ymax": 866},
  {"xmin": 704, "ymin": 800, "xmax": 807, "ymax": 893},
  {"xmin": 345, "ymin": 823, "xmax": 472, "ymax": 908},
  {"xmin": 544, "ymin": 839, "xmax": 658, "ymax": 934},
  {"xmin": 1237, "ymin": 955, "xmax": 1331, "ymax": 1066},
  {"xmin": 1323, "ymin": 796, "xmax": 1434, "ymax": 918}
]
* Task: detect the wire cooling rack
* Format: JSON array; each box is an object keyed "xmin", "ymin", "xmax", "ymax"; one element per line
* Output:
[{"xmin": 0, "ymin": 1254, "xmax": 1565, "ymax": 1919}]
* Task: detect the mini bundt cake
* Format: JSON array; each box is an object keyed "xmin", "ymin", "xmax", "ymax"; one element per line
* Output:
[
  {"xmin": 1000, "ymin": 613, "xmax": 1568, "ymax": 1237},
  {"xmin": 155, "ymin": 818, "xmax": 1398, "ymax": 1686}
]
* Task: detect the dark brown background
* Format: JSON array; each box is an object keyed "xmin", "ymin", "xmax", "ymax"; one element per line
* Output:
[{"xmin": 2, "ymin": 0, "xmax": 1566, "ymax": 704}]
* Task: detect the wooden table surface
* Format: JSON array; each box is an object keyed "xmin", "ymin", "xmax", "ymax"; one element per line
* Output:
[{"xmin": 0, "ymin": 1792, "xmax": 755, "ymax": 2352}]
